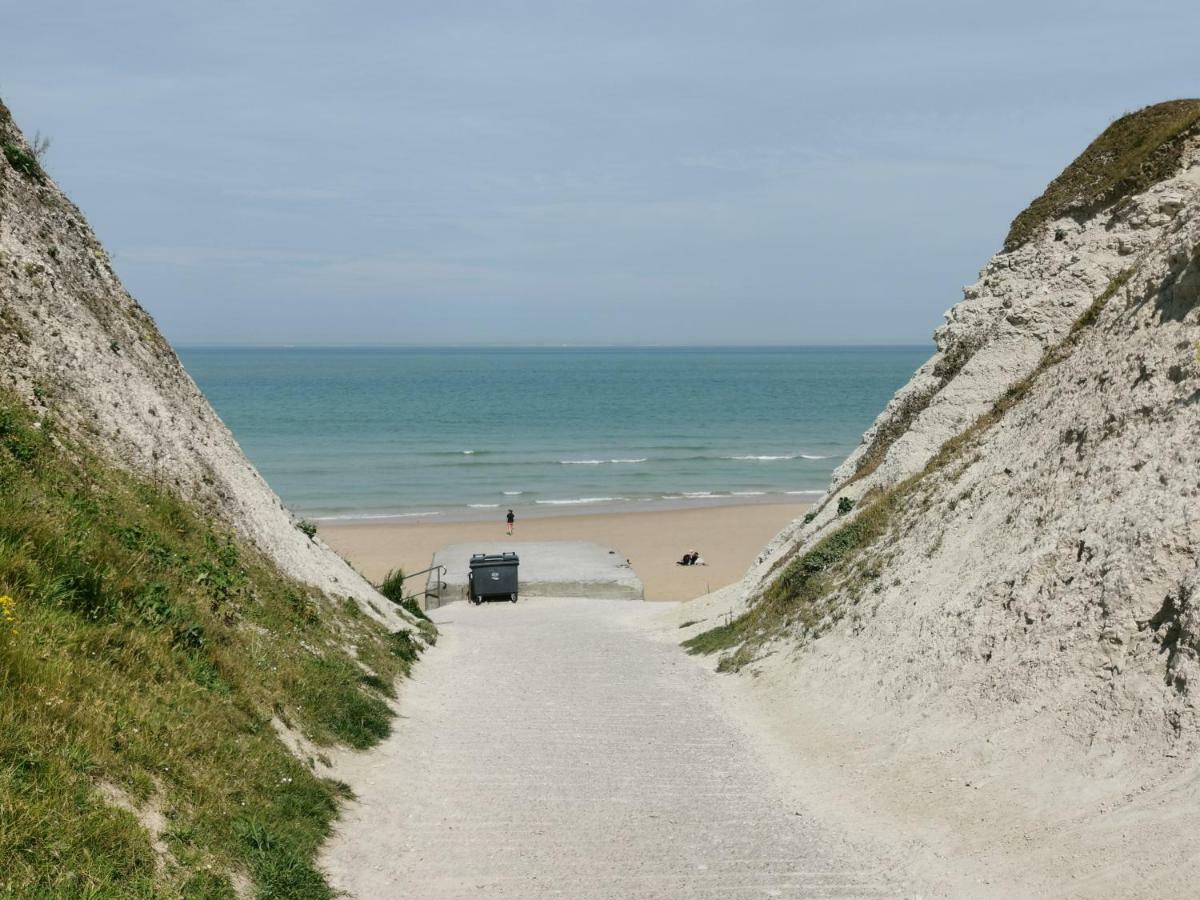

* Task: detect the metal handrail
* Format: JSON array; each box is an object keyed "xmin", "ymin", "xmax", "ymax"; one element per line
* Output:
[
  {"xmin": 402, "ymin": 564, "xmax": 446, "ymax": 584},
  {"xmin": 396, "ymin": 564, "xmax": 449, "ymax": 611}
]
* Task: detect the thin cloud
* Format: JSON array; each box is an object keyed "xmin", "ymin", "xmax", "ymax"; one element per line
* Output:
[{"xmin": 2, "ymin": 0, "xmax": 1196, "ymax": 345}]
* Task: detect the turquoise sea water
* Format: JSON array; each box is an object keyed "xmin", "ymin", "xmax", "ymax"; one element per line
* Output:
[{"xmin": 178, "ymin": 347, "xmax": 928, "ymax": 521}]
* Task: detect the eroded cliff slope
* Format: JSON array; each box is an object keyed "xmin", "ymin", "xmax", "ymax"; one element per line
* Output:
[
  {"xmin": 0, "ymin": 101, "xmax": 399, "ymax": 625},
  {"xmin": 682, "ymin": 100, "xmax": 1200, "ymax": 895},
  {"xmin": 1, "ymin": 100, "xmax": 428, "ymax": 896}
]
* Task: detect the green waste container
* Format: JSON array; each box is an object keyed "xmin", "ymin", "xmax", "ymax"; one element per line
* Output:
[{"xmin": 468, "ymin": 552, "xmax": 519, "ymax": 604}]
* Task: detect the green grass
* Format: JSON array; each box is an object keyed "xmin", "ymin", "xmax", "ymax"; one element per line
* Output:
[
  {"xmin": 681, "ymin": 620, "xmax": 744, "ymax": 657},
  {"xmin": 400, "ymin": 597, "xmax": 430, "ymax": 622},
  {"xmin": 686, "ymin": 267, "xmax": 1137, "ymax": 671},
  {"xmin": 376, "ymin": 571, "xmax": 438, "ymax": 644},
  {"xmin": 378, "ymin": 568, "xmax": 405, "ymax": 604},
  {"xmin": 1005, "ymin": 99, "xmax": 1200, "ymax": 251},
  {"xmin": 2, "ymin": 141, "xmax": 45, "ymax": 183},
  {"xmin": 2, "ymin": 101, "xmax": 47, "ymax": 184},
  {"xmin": 0, "ymin": 392, "xmax": 431, "ymax": 896},
  {"xmin": 685, "ymin": 493, "xmax": 899, "ymax": 670}
]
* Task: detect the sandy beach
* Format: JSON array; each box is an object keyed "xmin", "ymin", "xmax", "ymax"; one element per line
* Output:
[{"xmin": 321, "ymin": 502, "xmax": 808, "ymax": 601}]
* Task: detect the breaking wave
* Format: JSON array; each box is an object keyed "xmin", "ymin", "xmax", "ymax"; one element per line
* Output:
[
  {"xmin": 559, "ymin": 458, "xmax": 647, "ymax": 465},
  {"xmin": 723, "ymin": 454, "xmax": 795, "ymax": 461},
  {"xmin": 535, "ymin": 497, "xmax": 628, "ymax": 506},
  {"xmin": 722, "ymin": 453, "xmax": 832, "ymax": 461}
]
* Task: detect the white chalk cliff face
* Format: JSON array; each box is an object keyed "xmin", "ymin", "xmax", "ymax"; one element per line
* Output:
[
  {"xmin": 0, "ymin": 106, "xmax": 403, "ymax": 628},
  {"xmin": 735, "ymin": 109, "xmax": 1200, "ymax": 747}
]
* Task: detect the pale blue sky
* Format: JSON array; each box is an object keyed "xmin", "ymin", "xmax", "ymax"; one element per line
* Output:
[{"xmin": 3, "ymin": 1, "xmax": 1197, "ymax": 345}]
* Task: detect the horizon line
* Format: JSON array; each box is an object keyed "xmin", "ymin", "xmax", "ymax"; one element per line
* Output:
[{"xmin": 174, "ymin": 341, "xmax": 935, "ymax": 350}]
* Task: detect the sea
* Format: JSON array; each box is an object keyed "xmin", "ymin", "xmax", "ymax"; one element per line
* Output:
[{"xmin": 178, "ymin": 346, "xmax": 928, "ymax": 522}]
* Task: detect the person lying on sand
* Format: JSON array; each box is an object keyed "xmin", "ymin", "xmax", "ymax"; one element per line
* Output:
[{"xmin": 676, "ymin": 550, "xmax": 702, "ymax": 566}]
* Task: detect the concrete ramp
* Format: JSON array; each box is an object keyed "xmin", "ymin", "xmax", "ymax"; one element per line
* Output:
[
  {"xmin": 321, "ymin": 598, "xmax": 895, "ymax": 897},
  {"xmin": 429, "ymin": 541, "xmax": 643, "ymax": 606}
]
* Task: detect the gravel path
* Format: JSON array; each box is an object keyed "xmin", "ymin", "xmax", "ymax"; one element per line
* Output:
[{"xmin": 321, "ymin": 598, "xmax": 899, "ymax": 899}]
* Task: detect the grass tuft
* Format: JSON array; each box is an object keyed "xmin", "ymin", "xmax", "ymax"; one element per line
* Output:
[
  {"xmin": 400, "ymin": 597, "xmax": 430, "ymax": 622},
  {"xmin": 2, "ymin": 141, "xmax": 45, "ymax": 183},
  {"xmin": 378, "ymin": 568, "xmax": 405, "ymax": 604},
  {"xmin": 378, "ymin": 572, "xmax": 437, "ymax": 642}
]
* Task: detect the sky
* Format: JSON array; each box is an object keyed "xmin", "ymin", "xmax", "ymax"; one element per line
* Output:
[{"xmin": 2, "ymin": 1, "xmax": 1198, "ymax": 346}]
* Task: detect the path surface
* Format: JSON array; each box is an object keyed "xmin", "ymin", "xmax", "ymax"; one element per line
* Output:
[{"xmin": 321, "ymin": 598, "xmax": 899, "ymax": 898}]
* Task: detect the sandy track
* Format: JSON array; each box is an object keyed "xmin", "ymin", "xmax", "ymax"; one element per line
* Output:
[{"xmin": 320, "ymin": 598, "xmax": 902, "ymax": 899}]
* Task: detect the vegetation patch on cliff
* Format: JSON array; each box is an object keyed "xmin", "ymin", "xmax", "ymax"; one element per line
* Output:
[
  {"xmin": 685, "ymin": 487, "xmax": 899, "ymax": 670},
  {"xmin": 846, "ymin": 333, "xmax": 986, "ymax": 485},
  {"xmin": 2, "ymin": 140, "xmax": 45, "ymax": 183},
  {"xmin": 0, "ymin": 392, "xmax": 431, "ymax": 897},
  {"xmin": 1005, "ymin": 99, "xmax": 1200, "ymax": 251}
]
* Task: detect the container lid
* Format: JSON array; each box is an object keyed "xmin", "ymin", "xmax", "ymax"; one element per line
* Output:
[{"xmin": 469, "ymin": 552, "xmax": 520, "ymax": 565}]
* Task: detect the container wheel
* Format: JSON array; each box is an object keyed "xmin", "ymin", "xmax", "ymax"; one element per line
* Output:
[{"xmin": 511, "ymin": 593, "xmax": 518, "ymax": 603}]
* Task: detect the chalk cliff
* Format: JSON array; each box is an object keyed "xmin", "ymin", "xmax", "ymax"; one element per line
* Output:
[
  {"xmin": 723, "ymin": 101, "xmax": 1200, "ymax": 736},
  {"xmin": 682, "ymin": 100, "xmax": 1200, "ymax": 894},
  {"xmin": 0, "ymin": 99, "xmax": 434, "ymax": 896},
  {"xmin": 0, "ymin": 100, "xmax": 403, "ymax": 627}
]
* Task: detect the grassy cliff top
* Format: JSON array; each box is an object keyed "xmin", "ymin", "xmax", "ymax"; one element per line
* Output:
[{"xmin": 1004, "ymin": 99, "xmax": 1200, "ymax": 251}]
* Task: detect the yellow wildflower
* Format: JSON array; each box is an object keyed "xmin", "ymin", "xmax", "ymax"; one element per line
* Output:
[{"xmin": 0, "ymin": 595, "xmax": 17, "ymax": 637}]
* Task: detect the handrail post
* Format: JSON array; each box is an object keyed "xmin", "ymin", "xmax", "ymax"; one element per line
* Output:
[{"xmin": 396, "ymin": 564, "xmax": 448, "ymax": 611}]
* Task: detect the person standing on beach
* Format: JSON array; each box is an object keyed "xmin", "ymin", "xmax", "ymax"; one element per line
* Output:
[{"xmin": 506, "ymin": 509, "xmax": 515, "ymax": 535}]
